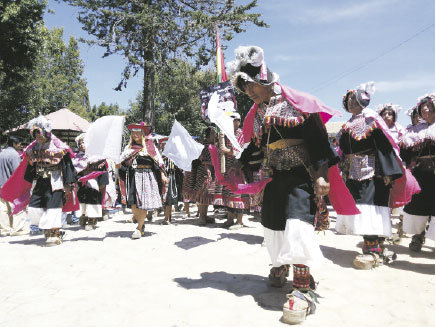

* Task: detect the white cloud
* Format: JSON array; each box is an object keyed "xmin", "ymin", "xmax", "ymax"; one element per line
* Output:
[
  {"xmin": 293, "ymin": 0, "xmax": 404, "ymax": 24},
  {"xmin": 376, "ymin": 74, "xmax": 435, "ymax": 93}
]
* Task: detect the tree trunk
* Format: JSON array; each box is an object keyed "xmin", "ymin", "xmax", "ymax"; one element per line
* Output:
[{"xmin": 142, "ymin": 53, "xmax": 155, "ymax": 125}]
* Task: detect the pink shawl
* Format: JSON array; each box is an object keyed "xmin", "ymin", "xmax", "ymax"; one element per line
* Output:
[
  {"xmin": 242, "ymin": 83, "xmax": 341, "ymax": 144},
  {"xmin": 343, "ymin": 109, "xmax": 421, "ymax": 208},
  {"xmin": 1, "ymin": 135, "xmax": 78, "ymax": 215},
  {"xmin": 234, "ymin": 83, "xmax": 359, "ymax": 215}
]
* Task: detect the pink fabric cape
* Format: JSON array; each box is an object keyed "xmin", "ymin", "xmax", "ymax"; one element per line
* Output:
[
  {"xmin": 235, "ymin": 83, "xmax": 359, "ymax": 215},
  {"xmin": 359, "ymin": 109, "xmax": 421, "ymax": 208},
  {"xmin": 78, "ymin": 171, "xmax": 106, "ymax": 186},
  {"xmin": 208, "ymin": 145, "xmax": 272, "ymax": 194},
  {"xmin": 242, "ymin": 83, "xmax": 342, "ymax": 144},
  {"xmin": 1, "ymin": 136, "xmax": 78, "ymax": 215},
  {"xmin": 209, "ymin": 145, "xmax": 359, "ymax": 214}
]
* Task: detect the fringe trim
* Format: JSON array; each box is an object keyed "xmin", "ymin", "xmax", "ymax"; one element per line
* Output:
[
  {"xmin": 342, "ymin": 121, "xmax": 377, "ymax": 141},
  {"xmin": 213, "ymin": 195, "xmax": 224, "ymax": 207},
  {"xmin": 223, "ymin": 197, "xmax": 250, "ymax": 209},
  {"xmin": 263, "ymin": 114, "xmax": 306, "ymax": 128},
  {"xmin": 399, "ymin": 138, "xmax": 432, "ymax": 150},
  {"xmin": 196, "ymin": 193, "xmax": 215, "ymax": 205}
]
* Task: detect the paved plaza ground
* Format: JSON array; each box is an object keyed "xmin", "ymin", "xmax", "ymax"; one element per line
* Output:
[{"xmin": 0, "ymin": 206, "xmax": 434, "ymax": 327}]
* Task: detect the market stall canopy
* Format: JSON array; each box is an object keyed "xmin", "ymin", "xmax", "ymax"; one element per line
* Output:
[
  {"xmin": 9, "ymin": 108, "xmax": 90, "ymax": 133},
  {"xmin": 7, "ymin": 108, "xmax": 90, "ymax": 148}
]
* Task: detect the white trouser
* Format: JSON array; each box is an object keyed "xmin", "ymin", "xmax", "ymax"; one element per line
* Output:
[
  {"xmin": 263, "ymin": 219, "xmax": 325, "ymax": 268},
  {"xmin": 80, "ymin": 203, "xmax": 102, "ymax": 218},
  {"xmin": 28, "ymin": 207, "xmax": 62, "ymax": 229},
  {"xmin": 403, "ymin": 213, "xmax": 435, "ymax": 240}
]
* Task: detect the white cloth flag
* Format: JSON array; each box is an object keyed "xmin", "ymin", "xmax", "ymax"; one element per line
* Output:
[
  {"xmin": 85, "ymin": 115, "xmax": 125, "ymax": 164},
  {"xmin": 207, "ymin": 92, "xmax": 243, "ymax": 157},
  {"xmin": 162, "ymin": 119, "xmax": 204, "ymax": 171}
]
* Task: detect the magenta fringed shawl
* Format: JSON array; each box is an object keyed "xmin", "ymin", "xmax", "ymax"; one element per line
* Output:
[{"xmin": 1, "ymin": 135, "xmax": 78, "ymax": 215}]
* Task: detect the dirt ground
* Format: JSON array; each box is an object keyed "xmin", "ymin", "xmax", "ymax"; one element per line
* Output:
[{"xmin": 0, "ymin": 206, "xmax": 434, "ymax": 327}]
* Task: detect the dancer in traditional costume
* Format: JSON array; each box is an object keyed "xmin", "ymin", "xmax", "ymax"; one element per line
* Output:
[
  {"xmin": 400, "ymin": 94, "xmax": 435, "ymax": 251},
  {"xmin": 162, "ymin": 155, "xmax": 178, "ymax": 225},
  {"xmin": 118, "ymin": 121, "xmax": 167, "ymax": 239},
  {"xmin": 219, "ymin": 112, "xmax": 250, "ymax": 230},
  {"xmin": 1, "ymin": 115, "xmax": 77, "ymax": 246},
  {"xmin": 181, "ymin": 169, "xmax": 195, "ymax": 217},
  {"xmin": 193, "ymin": 126, "xmax": 218, "ymax": 226},
  {"xmin": 376, "ymin": 104, "xmax": 406, "ymax": 234},
  {"xmin": 72, "ymin": 133, "xmax": 109, "ymax": 231},
  {"xmin": 227, "ymin": 45, "xmax": 344, "ymax": 322},
  {"xmin": 406, "ymin": 105, "xmax": 423, "ymax": 130},
  {"xmin": 376, "ymin": 103, "xmax": 404, "ymax": 143},
  {"xmin": 335, "ymin": 82, "xmax": 404, "ymax": 267},
  {"xmin": 102, "ymin": 158, "xmax": 117, "ymax": 220}
]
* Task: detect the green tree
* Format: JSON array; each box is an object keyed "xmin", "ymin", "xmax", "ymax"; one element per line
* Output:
[
  {"xmin": 28, "ymin": 27, "xmax": 90, "ymax": 118},
  {"xmin": 234, "ymin": 88, "xmax": 253, "ymax": 123},
  {"xmin": 0, "ymin": 0, "xmax": 47, "ymax": 133},
  {"xmin": 61, "ymin": 0, "xmax": 268, "ymax": 124},
  {"xmin": 89, "ymin": 102, "xmax": 122, "ymax": 122},
  {"xmin": 154, "ymin": 59, "xmax": 215, "ymax": 137}
]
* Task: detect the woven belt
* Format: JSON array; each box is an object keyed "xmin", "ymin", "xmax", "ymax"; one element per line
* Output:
[
  {"xmin": 36, "ymin": 165, "xmax": 60, "ymax": 177},
  {"xmin": 268, "ymin": 138, "xmax": 304, "ymax": 150},
  {"xmin": 136, "ymin": 165, "xmax": 152, "ymax": 169}
]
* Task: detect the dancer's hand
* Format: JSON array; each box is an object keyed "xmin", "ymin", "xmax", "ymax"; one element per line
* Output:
[
  {"xmin": 314, "ymin": 177, "xmax": 330, "ymax": 196},
  {"xmin": 161, "ymin": 173, "xmax": 168, "ymax": 185},
  {"xmin": 311, "ymin": 164, "xmax": 330, "ymax": 196},
  {"xmin": 64, "ymin": 184, "xmax": 72, "ymax": 196},
  {"xmin": 383, "ymin": 176, "xmax": 391, "ymax": 186}
]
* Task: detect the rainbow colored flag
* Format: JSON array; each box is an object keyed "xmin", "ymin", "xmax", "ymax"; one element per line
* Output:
[{"xmin": 216, "ymin": 24, "xmax": 228, "ymax": 84}]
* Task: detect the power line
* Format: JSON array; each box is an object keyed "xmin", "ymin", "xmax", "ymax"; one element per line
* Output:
[{"xmin": 309, "ymin": 23, "xmax": 434, "ymax": 93}]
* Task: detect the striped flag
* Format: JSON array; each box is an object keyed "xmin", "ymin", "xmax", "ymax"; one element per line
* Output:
[{"xmin": 216, "ymin": 24, "xmax": 228, "ymax": 83}]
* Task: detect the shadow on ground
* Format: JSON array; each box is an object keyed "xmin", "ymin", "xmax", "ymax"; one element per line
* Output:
[
  {"xmin": 320, "ymin": 245, "xmax": 359, "ymax": 269},
  {"xmin": 218, "ymin": 233, "xmax": 263, "ymax": 245},
  {"xmin": 174, "ymin": 271, "xmax": 290, "ymax": 311},
  {"xmin": 388, "ymin": 260, "xmax": 435, "ymax": 275},
  {"xmin": 7, "ymin": 237, "xmax": 46, "ymax": 246},
  {"xmin": 174, "ymin": 236, "xmax": 216, "ymax": 250}
]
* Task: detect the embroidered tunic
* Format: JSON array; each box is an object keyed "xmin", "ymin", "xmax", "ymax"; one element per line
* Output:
[
  {"xmin": 338, "ymin": 113, "xmax": 403, "ymax": 207},
  {"xmin": 400, "ymin": 122, "xmax": 435, "ymax": 216},
  {"xmin": 241, "ymin": 93, "xmax": 337, "ymax": 230},
  {"xmin": 24, "ymin": 139, "xmax": 76, "ymax": 209},
  {"xmin": 163, "ymin": 157, "xmax": 179, "ymax": 206},
  {"xmin": 73, "ymin": 152, "xmax": 109, "ymax": 206},
  {"xmin": 119, "ymin": 140, "xmax": 164, "ymax": 211}
]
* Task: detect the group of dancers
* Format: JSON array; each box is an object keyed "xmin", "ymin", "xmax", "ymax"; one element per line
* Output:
[{"xmin": 0, "ymin": 45, "xmax": 433, "ymax": 324}]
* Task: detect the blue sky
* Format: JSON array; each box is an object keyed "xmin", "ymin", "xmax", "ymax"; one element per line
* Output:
[{"xmin": 45, "ymin": 0, "xmax": 435, "ymax": 127}]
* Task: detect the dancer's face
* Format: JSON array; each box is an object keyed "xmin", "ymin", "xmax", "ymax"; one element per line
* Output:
[
  {"xmin": 420, "ymin": 101, "xmax": 435, "ymax": 124},
  {"xmin": 233, "ymin": 119, "xmax": 240, "ymax": 132},
  {"xmin": 78, "ymin": 141, "xmax": 85, "ymax": 152},
  {"xmin": 347, "ymin": 93, "xmax": 363, "ymax": 116},
  {"xmin": 132, "ymin": 131, "xmax": 143, "ymax": 144},
  {"xmin": 381, "ymin": 109, "xmax": 395, "ymax": 128},
  {"xmin": 33, "ymin": 130, "xmax": 47, "ymax": 144},
  {"xmin": 244, "ymin": 82, "xmax": 272, "ymax": 105}
]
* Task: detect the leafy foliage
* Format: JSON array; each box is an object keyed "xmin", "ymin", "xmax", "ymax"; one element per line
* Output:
[
  {"xmin": 0, "ymin": 0, "xmax": 47, "ymax": 133},
  {"xmin": 0, "ymin": 0, "xmax": 47, "ymax": 82},
  {"xmin": 154, "ymin": 59, "xmax": 215, "ymax": 137},
  {"xmin": 27, "ymin": 28, "xmax": 90, "ymax": 118},
  {"xmin": 60, "ymin": 0, "xmax": 268, "ymax": 122},
  {"xmin": 88, "ymin": 102, "xmax": 122, "ymax": 122}
]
